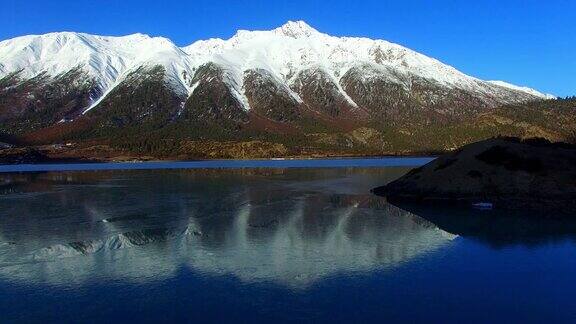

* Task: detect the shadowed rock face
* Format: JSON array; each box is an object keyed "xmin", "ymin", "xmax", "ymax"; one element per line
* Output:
[
  {"xmin": 373, "ymin": 137, "xmax": 576, "ymax": 211},
  {"xmin": 244, "ymin": 69, "xmax": 301, "ymax": 122},
  {"xmin": 339, "ymin": 64, "xmax": 488, "ymax": 123},
  {"xmin": 340, "ymin": 64, "xmax": 412, "ymax": 120},
  {"xmin": 0, "ymin": 67, "xmax": 100, "ymax": 134},
  {"xmin": 291, "ymin": 67, "xmax": 364, "ymax": 119},
  {"xmin": 87, "ymin": 66, "xmax": 187, "ymax": 128},
  {"xmin": 184, "ymin": 63, "xmax": 249, "ymax": 124}
]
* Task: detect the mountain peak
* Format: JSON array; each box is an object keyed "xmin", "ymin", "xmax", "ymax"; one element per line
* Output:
[{"xmin": 274, "ymin": 20, "xmax": 319, "ymax": 38}]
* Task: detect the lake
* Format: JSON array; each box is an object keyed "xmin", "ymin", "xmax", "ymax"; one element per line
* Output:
[{"xmin": 1, "ymin": 159, "xmax": 576, "ymax": 323}]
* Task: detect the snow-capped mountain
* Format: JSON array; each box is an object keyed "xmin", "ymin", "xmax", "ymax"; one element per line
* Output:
[
  {"xmin": 0, "ymin": 32, "xmax": 159, "ymax": 90},
  {"xmin": 0, "ymin": 20, "xmax": 559, "ymax": 151},
  {"xmin": 0, "ymin": 21, "xmax": 551, "ymax": 109},
  {"xmin": 0, "ymin": 32, "xmax": 195, "ymax": 109},
  {"xmin": 184, "ymin": 21, "xmax": 552, "ymax": 102}
]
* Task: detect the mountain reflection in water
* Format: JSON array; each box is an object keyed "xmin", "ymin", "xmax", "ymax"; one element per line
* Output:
[
  {"xmin": 0, "ymin": 168, "xmax": 455, "ymax": 288},
  {"xmin": 389, "ymin": 201, "xmax": 576, "ymax": 247}
]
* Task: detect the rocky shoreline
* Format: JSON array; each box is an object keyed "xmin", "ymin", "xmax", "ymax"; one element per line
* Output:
[{"xmin": 373, "ymin": 137, "xmax": 576, "ymax": 211}]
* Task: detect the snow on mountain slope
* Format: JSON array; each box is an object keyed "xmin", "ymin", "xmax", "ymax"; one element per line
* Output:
[
  {"xmin": 0, "ymin": 32, "xmax": 145, "ymax": 89},
  {"xmin": 0, "ymin": 21, "xmax": 553, "ymax": 115},
  {"xmin": 488, "ymin": 81, "xmax": 556, "ymax": 99},
  {"xmin": 183, "ymin": 21, "xmax": 551, "ymax": 102},
  {"xmin": 81, "ymin": 35, "xmax": 195, "ymax": 113},
  {"xmin": 0, "ymin": 32, "xmax": 195, "ymax": 113}
]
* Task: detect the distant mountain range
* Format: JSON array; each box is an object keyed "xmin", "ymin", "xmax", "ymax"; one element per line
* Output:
[{"xmin": 0, "ymin": 21, "xmax": 572, "ymax": 160}]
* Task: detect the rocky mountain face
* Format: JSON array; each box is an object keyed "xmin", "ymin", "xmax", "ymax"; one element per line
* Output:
[
  {"xmin": 0, "ymin": 21, "xmax": 568, "ymax": 158},
  {"xmin": 88, "ymin": 66, "xmax": 187, "ymax": 129},
  {"xmin": 291, "ymin": 67, "xmax": 366, "ymax": 119},
  {"xmin": 184, "ymin": 63, "xmax": 249, "ymax": 125},
  {"xmin": 0, "ymin": 67, "xmax": 99, "ymax": 134}
]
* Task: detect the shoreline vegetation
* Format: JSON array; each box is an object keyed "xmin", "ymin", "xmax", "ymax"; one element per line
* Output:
[
  {"xmin": 0, "ymin": 144, "xmax": 442, "ymax": 165},
  {"xmin": 1, "ymin": 97, "xmax": 574, "ymax": 165}
]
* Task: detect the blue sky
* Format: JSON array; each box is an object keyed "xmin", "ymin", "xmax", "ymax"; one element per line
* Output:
[{"xmin": 2, "ymin": 0, "xmax": 574, "ymax": 96}]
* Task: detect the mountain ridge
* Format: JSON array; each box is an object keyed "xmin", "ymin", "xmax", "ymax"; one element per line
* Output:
[{"xmin": 0, "ymin": 20, "xmax": 554, "ymax": 114}]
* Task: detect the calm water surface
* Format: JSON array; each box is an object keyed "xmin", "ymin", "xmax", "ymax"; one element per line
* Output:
[{"xmin": 1, "ymin": 159, "xmax": 576, "ymax": 323}]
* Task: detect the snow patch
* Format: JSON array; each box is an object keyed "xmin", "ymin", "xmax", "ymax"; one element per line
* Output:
[{"xmin": 488, "ymin": 81, "xmax": 555, "ymax": 99}]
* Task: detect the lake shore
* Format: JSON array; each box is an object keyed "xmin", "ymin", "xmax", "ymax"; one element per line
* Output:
[
  {"xmin": 0, "ymin": 156, "xmax": 435, "ymax": 173},
  {"xmin": 0, "ymin": 144, "xmax": 439, "ymax": 166}
]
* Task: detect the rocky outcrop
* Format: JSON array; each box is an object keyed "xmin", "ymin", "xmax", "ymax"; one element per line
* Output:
[{"xmin": 373, "ymin": 137, "xmax": 576, "ymax": 210}]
